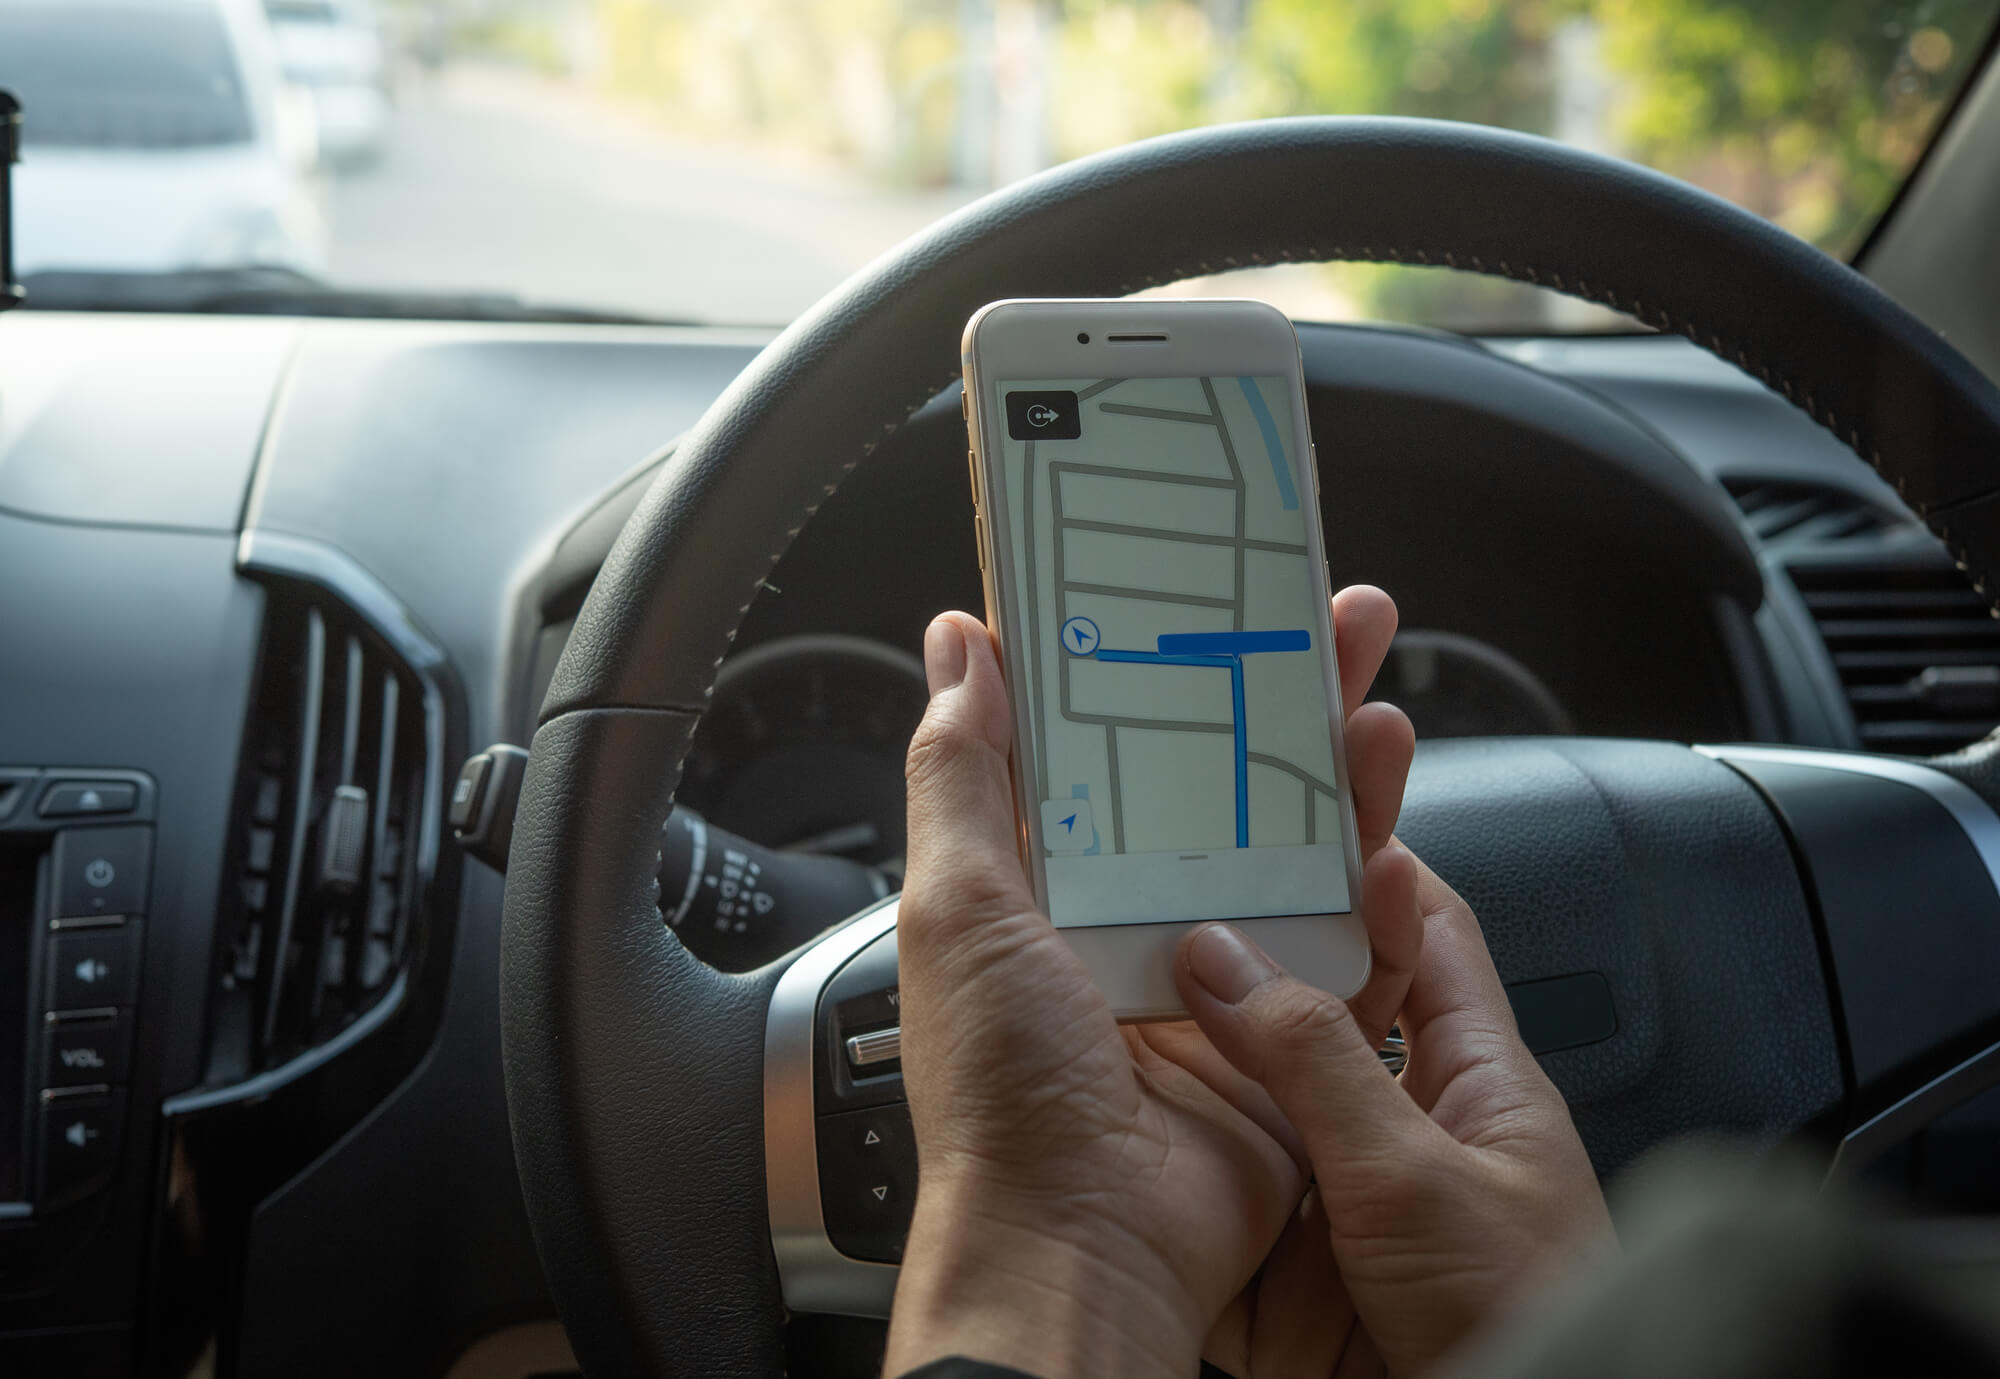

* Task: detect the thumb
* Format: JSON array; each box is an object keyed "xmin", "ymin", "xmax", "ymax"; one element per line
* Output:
[
  {"xmin": 1176, "ymin": 924, "xmax": 1436, "ymax": 1177},
  {"xmin": 900, "ymin": 612, "xmax": 1038, "ymax": 948}
]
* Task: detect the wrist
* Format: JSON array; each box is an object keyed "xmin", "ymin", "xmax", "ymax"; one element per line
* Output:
[{"xmin": 884, "ymin": 1183, "xmax": 1202, "ymax": 1379}]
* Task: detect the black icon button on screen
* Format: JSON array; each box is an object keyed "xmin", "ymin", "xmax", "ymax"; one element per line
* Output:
[{"xmin": 1006, "ymin": 390, "xmax": 1081, "ymax": 441}]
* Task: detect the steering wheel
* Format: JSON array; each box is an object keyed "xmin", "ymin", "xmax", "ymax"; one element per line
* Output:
[{"xmin": 499, "ymin": 118, "xmax": 2000, "ymax": 1376}]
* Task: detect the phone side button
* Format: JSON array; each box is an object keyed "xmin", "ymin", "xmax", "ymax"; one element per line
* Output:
[
  {"xmin": 973, "ymin": 514, "xmax": 988, "ymax": 569},
  {"xmin": 966, "ymin": 450, "xmax": 983, "ymax": 508}
]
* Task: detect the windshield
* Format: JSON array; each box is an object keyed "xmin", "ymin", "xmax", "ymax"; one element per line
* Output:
[{"xmin": 5, "ymin": 0, "xmax": 1997, "ymax": 328}]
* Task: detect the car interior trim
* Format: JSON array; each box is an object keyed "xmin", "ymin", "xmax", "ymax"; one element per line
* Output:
[
  {"xmin": 146, "ymin": 527, "xmax": 453, "ymax": 1113},
  {"xmin": 237, "ymin": 527, "xmax": 453, "ymax": 677},
  {"xmin": 764, "ymin": 896, "xmax": 904, "ymax": 1318},
  {"xmin": 1698, "ymin": 744, "xmax": 2000, "ymax": 1174},
  {"xmin": 159, "ymin": 971, "xmax": 411, "ymax": 1117},
  {"xmin": 1825, "ymin": 1034, "xmax": 2000, "ymax": 1182},
  {"xmin": 1696, "ymin": 747, "xmax": 2000, "ymax": 899}
]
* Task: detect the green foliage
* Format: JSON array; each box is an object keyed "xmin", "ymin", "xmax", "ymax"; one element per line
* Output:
[
  {"xmin": 453, "ymin": 12, "xmax": 572, "ymax": 76},
  {"xmin": 1589, "ymin": 0, "xmax": 1990, "ymax": 250},
  {"xmin": 581, "ymin": 0, "xmax": 1998, "ymax": 322}
]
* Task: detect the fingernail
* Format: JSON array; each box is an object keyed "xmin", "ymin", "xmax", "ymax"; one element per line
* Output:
[
  {"xmin": 1188, "ymin": 925, "xmax": 1279, "ymax": 1004},
  {"xmin": 924, "ymin": 617, "xmax": 967, "ymax": 694}
]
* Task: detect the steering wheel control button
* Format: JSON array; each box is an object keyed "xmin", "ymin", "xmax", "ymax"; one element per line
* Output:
[
  {"xmin": 816, "ymin": 1103, "xmax": 917, "ymax": 1263},
  {"xmin": 37, "ymin": 1089, "xmax": 126, "ymax": 1209},
  {"xmin": 449, "ymin": 753, "xmax": 492, "ymax": 831},
  {"xmin": 38, "ymin": 780, "xmax": 138, "ymax": 818},
  {"xmin": 44, "ymin": 1010, "xmax": 133, "ymax": 1088},
  {"xmin": 49, "ymin": 925, "xmax": 142, "ymax": 1011},
  {"xmin": 451, "ymin": 744, "xmax": 529, "ymax": 873},
  {"xmin": 817, "ymin": 929, "xmax": 906, "ymax": 1112},
  {"xmin": 845, "ymin": 1026, "xmax": 901, "ymax": 1070},
  {"xmin": 52, "ymin": 825, "xmax": 152, "ymax": 919}
]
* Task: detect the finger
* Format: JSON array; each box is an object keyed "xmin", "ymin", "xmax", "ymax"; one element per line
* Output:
[
  {"xmin": 1344, "ymin": 842, "xmax": 1423, "ymax": 1050},
  {"xmin": 1248, "ymin": 1190, "xmax": 1355, "ymax": 1379},
  {"xmin": 1333, "ymin": 1321, "xmax": 1386, "ymax": 1379},
  {"xmin": 1344, "ymin": 700, "xmax": 1415, "ymax": 859},
  {"xmin": 1332, "ymin": 585, "xmax": 1399, "ymax": 714},
  {"xmin": 1201, "ymin": 1281, "xmax": 1256, "ymax": 1379},
  {"xmin": 1129, "ymin": 1021, "xmax": 1307, "ymax": 1164},
  {"xmin": 901, "ymin": 612, "xmax": 1038, "ymax": 951},
  {"xmin": 1175, "ymin": 924, "xmax": 1443, "ymax": 1181},
  {"xmin": 1395, "ymin": 856, "xmax": 1533, "ymax": 1117}
]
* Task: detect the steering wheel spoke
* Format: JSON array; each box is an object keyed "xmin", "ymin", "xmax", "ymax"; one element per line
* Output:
[{"xmin": 1703, "ymin": 747, "xmax": 2000, "ymax": 1179}]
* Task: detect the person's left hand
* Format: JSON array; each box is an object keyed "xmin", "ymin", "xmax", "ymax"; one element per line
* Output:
[{"xmin": 883, "ymin": 587, "xmax": 1423, "ymax": 1379}]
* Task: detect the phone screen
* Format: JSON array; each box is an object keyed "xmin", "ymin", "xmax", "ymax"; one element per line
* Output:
[{"xmin": 993, "ymin": 374, "xmax": 1353, "ymax": 929}]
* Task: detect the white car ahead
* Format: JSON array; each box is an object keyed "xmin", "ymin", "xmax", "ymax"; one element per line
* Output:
[
  {"xmin": 265, "ymin": 0, "xmax": 390, "ymax": 168},
  {"xmin": 0, "ymin": 0, "xmax": 324, "ymax": 277}
]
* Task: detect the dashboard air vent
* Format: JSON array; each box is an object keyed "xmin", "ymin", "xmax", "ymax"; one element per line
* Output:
[
  {"xmin": 1724, "ymin": 478, "xmax": 1901, "ymax": 545},
  {"xmin": 209, "ymin": 582, "xmax": 437, "ymax": 1080},
  {"xmin": 1790, "ymin": 562, "xmax": 2000, "ymax": 756}
]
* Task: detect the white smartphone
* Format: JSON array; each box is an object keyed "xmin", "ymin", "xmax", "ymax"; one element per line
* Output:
[{"xmin": 961, "ymin": 297, "xmax": 1370, "ymax": 1020}]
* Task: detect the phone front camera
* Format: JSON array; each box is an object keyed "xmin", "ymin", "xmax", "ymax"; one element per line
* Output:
[{"xmin": 1077, "ymin": 332, "xmax": 1091, "ymax": 344}]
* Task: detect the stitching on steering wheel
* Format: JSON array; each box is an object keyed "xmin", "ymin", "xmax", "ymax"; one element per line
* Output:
[
  {"xmin": 1108, "ymin": 244, "xmax": 1998, "ymax": 609},
  {"xmin": 662, "ymin": 242, "xmax": 1999, "ymax": 851},
  {"xmin": 653, "ymin": 372, "xmax": 967, "ymax": 926}
]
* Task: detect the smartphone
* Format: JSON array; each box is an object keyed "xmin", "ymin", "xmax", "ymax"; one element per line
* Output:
[{"xmin": 961, "ymin": 298, "xmax": 1369, "ymax": 1020}]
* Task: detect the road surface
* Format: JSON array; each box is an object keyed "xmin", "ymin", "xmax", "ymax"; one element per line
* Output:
[{"xmin": 321, "ymin": 65, "xmax": 971, "ymax": 325}]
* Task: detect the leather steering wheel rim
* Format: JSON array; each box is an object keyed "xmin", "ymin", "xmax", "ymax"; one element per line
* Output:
[{"xmin": 499, "ymin": 116, "xmax": 2000, "ymax": 1377}]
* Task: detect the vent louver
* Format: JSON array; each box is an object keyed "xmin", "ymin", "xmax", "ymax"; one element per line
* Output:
[
  {"xmin": 209, "ymin": 583, "xmax": 436, "ymax": 1081},
  {"xmin": 1790, "ymin": 562, "xmax": 2000, "ymax": 757},
  {"xmin": 1724, "ymin": 477, "xmax": 1900, "ymax": 545}
]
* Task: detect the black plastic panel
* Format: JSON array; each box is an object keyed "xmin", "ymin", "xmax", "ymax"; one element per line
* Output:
[
  {"xmin": 0, "ymin": 514, "xmax": 259, "ymax": 1356},
  {"xmin": 0, "ymin": 316, "xmax": 297, "ymax": 531},
  {"xmin": 1507, "ymin": 972, "xmax": 1619, "ymax": 1055},
  {"xmin": 1720, "ymin": 758, "xmax": 2000, "ymax": 1119},
  {"xmin": 250, "ymin": 327, "xmax": 765, "ymax": 721}
]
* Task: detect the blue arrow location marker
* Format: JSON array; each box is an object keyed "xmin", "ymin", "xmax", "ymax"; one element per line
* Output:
[
  {"xmin": 1060, "ymin": 616, "xmax": 1101, "ymax": 656},
  {"xmin": 1058, "ymin": 812, "xmax": 1077, "ymax": 833}
]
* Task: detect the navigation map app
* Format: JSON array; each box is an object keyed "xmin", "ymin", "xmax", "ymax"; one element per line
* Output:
[{"xmin": 998, "ymin": 374, "xmax": 1352, "ymax": 928}]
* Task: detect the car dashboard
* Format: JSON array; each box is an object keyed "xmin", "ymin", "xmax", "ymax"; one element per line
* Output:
[{"xmin": 0, "ymin": 309, "xmax": 1995, "ymax": 1375}]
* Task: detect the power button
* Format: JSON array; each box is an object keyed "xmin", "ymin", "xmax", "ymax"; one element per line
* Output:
[{"xmin": 52, "ymin": 826, "xmax": 152, "ymax": 919}]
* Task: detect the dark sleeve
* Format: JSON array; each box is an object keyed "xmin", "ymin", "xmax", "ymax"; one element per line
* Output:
[
  {"xmin": 895, "ymin": 1360, "xmax": 1046, "ymax": 1379},
  {"xmin": 1443, "ymin": 1146, "xmax": 2000, "ymax": 1379}
]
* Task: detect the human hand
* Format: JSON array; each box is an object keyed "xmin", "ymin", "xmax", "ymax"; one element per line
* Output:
[
  {"xmin": 1181, "ymin": 857, "xmax": 1615, "ymax": 1378},
  {"xmin": 883, "ymin": 587, "xmax": 1422, "ymax": 1379}
]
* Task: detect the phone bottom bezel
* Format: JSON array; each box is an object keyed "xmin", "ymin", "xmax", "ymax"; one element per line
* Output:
[{"xmin": 1061, "ymin": 910, "xmax": 1372, "ymax": 1022}]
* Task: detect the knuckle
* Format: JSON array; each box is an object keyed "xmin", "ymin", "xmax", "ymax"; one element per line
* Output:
[
  {"xmin": 903, "ymin": 711, "xmax": 969, "ymax": 784},
  {"xmin": 1255, "ymin": 982, "xmax": 1356, "ymax": 1058},
  {"xmin": 901, "ymin": 864, "xmax": 1029, "ymax": 936}
]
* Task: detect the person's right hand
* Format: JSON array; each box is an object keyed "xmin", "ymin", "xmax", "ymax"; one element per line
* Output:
[{"xmin": 1179, "ymin": 854, "xmax": 1614, "ymax": 1378}]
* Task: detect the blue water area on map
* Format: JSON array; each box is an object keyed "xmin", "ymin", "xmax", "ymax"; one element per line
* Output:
[{"xmin": 1236, "ymin": 377, "xmax": 1300, "ymax": 512}]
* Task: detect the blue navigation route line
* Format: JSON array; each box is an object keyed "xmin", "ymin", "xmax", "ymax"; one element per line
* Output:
[{"xmin": 1091, "ymin": 629, "xmax": 1310, "ymax": 847}]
